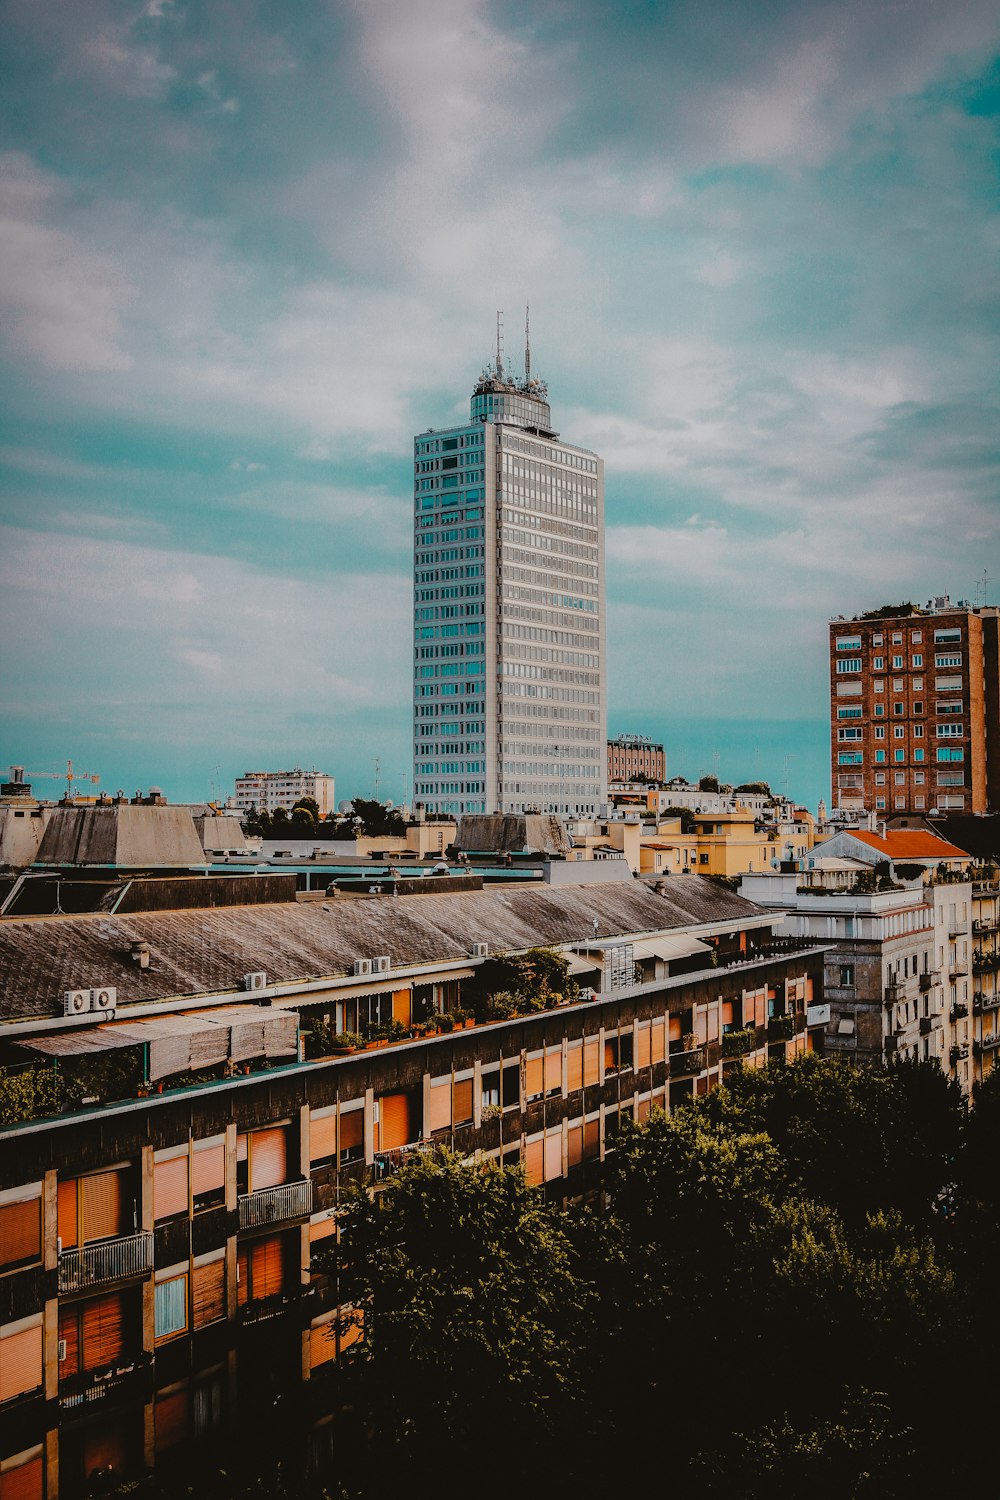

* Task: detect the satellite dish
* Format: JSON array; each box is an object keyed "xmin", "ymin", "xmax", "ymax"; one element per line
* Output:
[
  {"xmin": 385, "ymin": 800, "xmax": 394, "ymax": 810},
  {"xmin": 337, "ymin": 801, "xmax": 353, "ymax": 815}
]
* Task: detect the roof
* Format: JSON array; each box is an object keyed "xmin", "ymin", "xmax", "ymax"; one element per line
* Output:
[
  {"xmin": 34, "ymin": 805, "xmax": 206, "ymax": 868},
  {"xmin": 848, "ymin": 830, "xmax": 969, "ymax": 860},
  {"xmin": 0, "ymin": 876, "xmax": 766, "ymax": 1025}
]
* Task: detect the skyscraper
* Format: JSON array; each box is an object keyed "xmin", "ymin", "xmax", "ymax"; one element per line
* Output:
[
  {"xmin": 829, "ymin": 596, "xmax": 1000, "ymax": 815},
  {"xmin": 413, "ymin": 319, "xmax": 606, "ymax": 819}
]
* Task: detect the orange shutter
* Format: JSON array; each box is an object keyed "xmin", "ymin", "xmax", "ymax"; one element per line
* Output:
[
  {"xmin": 155, "ymin": 1391, "xmax": 188, "ymax": 1454},
  {"xmin": 340, "ymin": 1311, "xmax": 363, "ymax": 1352},
  {"xmin": 706, "ymin": 1005, "xmax": 720, "ymax": 1042},
  {"xmin": 566, "ymin": 1125, "xmax": 584, "ymax": 1168},
  {"xmin": 82, "ymin": 1293, "xmax": 124, "ymax": 1372},
  {"xmin": 566, "ymin": 1044, "xmax": 583, "ymax": 1093},
  {"xmin": 721, "ymin": 1001, "xmax": 733, "ymax": 1028},
  {"xmin": 452, "ymin": 1079, "xmax": 473, "ymax": 1126},
  {"xmin": 310, "ymin": 1112, "xmax": 337, "ymax": 1164},
  {"xmin": 583, "ymin": 1039, "xmax": 600, "ymax": 1087},
  {"xmin": 252, "ymin": 1236, "xmax": 285, "ymax": 1299},
  {"xmin": 58, "ymin": 1305, "xmax": 80, "ymax": 1377},
  {"xmin": 154, "ymin": 1156, "xmax": 188, "ymax": 1221},
  {"xmin": 651, "ymin": 1019, "xmax": 665, "ymax": 1063},
  {"xmin": 378, "ymin": 1094, "xmax": 411, "ymax": 1151},
  {"xmin": 57, "ymin": 1181, "xmax": 78, "ymax": 1250},
  {"xmin": 668, "ymin": 1015, "xmax": 682, "ymax": 1042},
  {"xmin": 0, "ymin": 1455, "xmax": 43, "ymax": 1500},
  {"xmin": 754, "ymin": 991, "xmax": 766, "ymax": 1026},
  {"xmin": 637, "ymin": 1098, "xmax": 651, "ymax": 1122},
  {"xmin": 428, "ymin": 1082, "xmax": 452, "ymax": 1133},
  {"xmin": 310, "ymin": 1322, "xmax": 336, "ymax": 1370},
  {"xmin": 236, "ymin": 1134, "xmax": 248, "ymax": 1163},
  {"xmin": 0, "ymin": 1199, "xmax": 41, "ymax": 1269},
  {"xmin": 236, "ymin": 1248, "xmax": 248, "ymax": 1307},
  {"xmin": 192, "ymin": 1141, "xmax": 225, "ymax": 1199},
  {"xmin": 583, "ymin": 1119, "xmax": 600, "ymax": 1160},
  {"xmin": 309, "ymin": 1218, "xmax": 336, "ymax": 1244},
  {"xmin": 81, "ymin": 1171, "xmax": 123, "ymax": 1243},
  {"xmin": 339, "ymin": 1111, "xmax": 363, "ymax": 1159},
  {"xmin": 543, "ymin": 1131, "xmax": 562, "ymax": 1182},
  {"xmin": 0, "ymin": 1328, "xmax": 42, "ymax": 1402},
  {"xmin": 192, "ymin": 1260, "xmax": 224, "ymax": 1328},
  {"xmin": 603, "ymin": 1040, "xmax": 616, "ymax": 1073},
  {"xmin": 524, "ymin": 1139, "xmax": 544, "ymax": 1186},
  {"xmin": 250, "ymin": 1129, "xmax": 287, "ymax": 1191},
  {"xmin": 525, "ymin": 1056, "xmax": 544, "ymax": 1099},
  {"xmin": 636, "ymin": 1026, "xmax": 651, "ymax": 1070},
  {"xmin": 544, "ymin": 1048, "xmax": 562, "ymax": 1095},
  {"xmin": 695, "ymin": 1009, "xmax": 708, "ymax": 1044}
]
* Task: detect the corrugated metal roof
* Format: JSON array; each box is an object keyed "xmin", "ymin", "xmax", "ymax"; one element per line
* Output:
[{"xmin": 0, "ymin": 876, "xmax": 765, "ymax": 1024}]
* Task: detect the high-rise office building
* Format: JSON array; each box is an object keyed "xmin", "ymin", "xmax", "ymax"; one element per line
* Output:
[
  {"xmin": 412, "ymin": 322, "xmax": 607, "ymax": 818},
  {"xmin": 829, "ymin": 596, "xmax": 1000, "ymax": 815}
]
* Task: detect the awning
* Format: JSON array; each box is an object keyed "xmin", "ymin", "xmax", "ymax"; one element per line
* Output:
[
  {"xmin": 631, "ymin": 935, "xmax": 713, "ymax": 963},
  {"xmin": 17, "ymin": 1005, "xmax": 299, "ymax": 1080},
  {"xmin": 562, "ymin": 953, "xmax": 602, "ymax": 975}
]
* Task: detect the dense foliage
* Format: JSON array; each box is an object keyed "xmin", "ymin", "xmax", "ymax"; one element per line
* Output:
[{"xmin": 110, "ymin": 1055, "xmax": 1000, "ymax": 1500}]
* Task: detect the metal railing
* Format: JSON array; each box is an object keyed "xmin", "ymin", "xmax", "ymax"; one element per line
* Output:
[
  {"xmin": 669, "ymin": 1047, "xmax": 706, "ymax": 1076},
  {"xmin": 372, "ymin": 1142, "xmax": 435, "ymax": 1182},
  {"xmin": 767, "ymin": 1015, "xmax": 794, "ymax": 1042},
  {"xmin": 58, "ymin": 1232, "xmax": 153, "ymax": 1293},
  {"xmin": 721, "ymin": 1027, "xmax": 758, "ymax": 1059},
  {"xmin": 980, "ymin": 1032, "xmax": 1000, "ymax": 1051},
  {"xmin": 58, "ymin": 1355, "xmax": 150, "ymax": 1409},
  {"xmin": 238, "ymin": 1179, "xmax": 312, "ymax": 1230}
]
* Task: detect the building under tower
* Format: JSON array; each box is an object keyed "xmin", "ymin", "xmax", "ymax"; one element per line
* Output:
[{"xmin": 413, "ymin": 318, "xmax": 607, "ymax": 818}]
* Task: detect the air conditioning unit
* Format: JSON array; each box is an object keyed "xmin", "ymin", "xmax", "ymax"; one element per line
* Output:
[
  {"xmin": 57, "ymin": 1339, "xmax": 67, "ymax": 1363},
  {"xmin": 91, "ymin": 986, "xmax": 117, "ymax": 1017},
  {"xmin": 371, "ymin": 955, "xmax": 391, "ymax": 974},
  {"xmin": 353, "ymin": 959, "xmax": 373, "ymax": 977},
  {"xmin": 470, "ymin": 942, "xmax": 489, "ymax": 958},
  {"xmin": 244, "ymin": 971, "xmax": 268, "ymax": 992},
  {"xmin": 64, "ymin": 989, "xmax": 91, "ymax": 1017}
]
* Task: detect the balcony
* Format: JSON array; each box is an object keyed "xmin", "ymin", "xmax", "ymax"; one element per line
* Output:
[
  {"xmin": 980, "ymin": 1031, "xmax": 1000, "ymax": 1052},
  {"xmin": 372, "ymin": 1143, "xmax": 435, "ymax": 1182},
  {"xmin": 950, "ymin": 1044, "xmax": 970, "ymax": 1064},
  {"xmin": 238, "ymin": 1179, "xmax": 312, "ymax": 1230},
  {"xmin": 767, "ymin": 1015, "xmax": 794, "ymax": 1042},
  {"xmin": 669, "ymin": 1047, "xmax": 706, "ymax": 1077},
  {"xmin": 721, "ymin": 1026, "xmax": 758, "ymax": 1060},
  {"xmin": 58, "ymin": 1232, "xmax": 153, "ymax": 1294},
  {"xmin": 58, "ymin": 1354, "xmax": 151, "ymax": 1411},
  {"xmin": 919, "ymin": 1016, "xmax": 934, "ymax": 1036},
  {"xmin": 239, "ymin": 1291, "xmax": 297, "ymax": 1326},
  {"xmin": 975, "ymin": 990, "xmax": 1000, "ymax": 1012},
  {"xmin": 919, "ymin": 972, "xmax": 934, "ymax": 992},
  {"xmin": 950, "ymin": 1003, "xmax": 969, "ymax": 1022}
]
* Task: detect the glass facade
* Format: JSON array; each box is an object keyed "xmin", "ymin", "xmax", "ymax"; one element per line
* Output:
[{"xmin": 413, "ymin": 368, "xmax": 607, "ymax": 819}]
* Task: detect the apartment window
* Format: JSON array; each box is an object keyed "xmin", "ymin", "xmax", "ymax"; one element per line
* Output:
[
  {"xmin": 892, "ymin": 656, "xmax": 904, "ymax": 669},
  {"xmin": 936, "ymin": 723, "xmax": 963, "ymax": 737},
  {"xmin": 836, "ymin": 658, "xmax": 862, "ymax": 674},
  {"xmin": 873, "ymin": 703, "xmax": 885, "ymax": 717},
  {"xmin": 0, "ymin": 1189, "xmax": 41, "ymax": 1272},
  {"xmin": 894, "ymin": 749, "xmax": 905, "ymax": 763},
  {"xmin": 153, "ymin": 1149, "xmax": 188, "ymax": 1222},
  {"xmin": 874, "ymin": 726, "xmax": 885, "ymax": 740},
  {"xmin": 892, "ymin": 679, "xmax": 904, "ymax": 691},
  {"xmin": 911, "ymin": 630, "xmax": 922, "ymax": 643},
  {"xmin": 154, "ymin": 1275, "xmax": 188, "ymax": 1342},
  {"xmin": 913, "ymin": 705, "xmax": 923, "ymax": 718},
  {"xmin": 837, "ymin": 707, "xmax": 863, "ymax": 719},
  {"xmin": 937, "ymin": 701, "xmax": 963, "ymax": 714},
  {"xmin": 875, "ymin": 750, "xmax": 886, "ymax": 763},
  {"xmin": 838, "ymin": 728, "xmax": 862, "ymax": 741},
  {"xmin": 937, "ymin": 748, "xmax": 964, "ymax": 762},
  {"xmin": 0, "ymin": 1320, "xmax": 42, "ymax": 1405},
  {"xmin": 914, "ymin": 795, "xmax": 925, "ymax": 807},
  {"xmin": 934, "ymin": 628, "xmax": 961, "ymax": 643},
  {"xmin": 839, "ymin": 965, "xmax": 855, "ymax": 986},
  {"xmin": 935, "ymin": 654, "xmax": 962, "ymax": 668},
  {"xmin": 872, "ymin": 656, "xmax": 884, "ymax": 670},
  {"xmin": 892, "ymin": 632, "xmax": 903, "ymax": 644},
  {"xmin": 914, "ymin": 771, "xmax": 925, "ymax": 784},
  {"xmin": 58, "ymin": 1169, "xmax": 131, "ymax": 1248},
  {"xmin": 913, "ymin": 679, "xmax": 923, "ymax": 692},
  {"xmin": 873, "ymin": 680, "xmax": 884, "ymax": 693},
  {"xmin": 838, "ymin": 753, "xmax": 863, "ymax": 765},
  {"xmin": 835, "ymin": 636, "xmax": 862, "ymax": 651},
  {"xmin": 873, "ymin": 633, "xmax": 883, "ymax": 645},
  {"xmin": 893, "ymin": 726, "xmax": 905, "ymax": 738},
  {"xmin": 893, "ymin": 702, "xmax": 905, "ymax": 716},
  {"xmin": 894, "ymin": 772, "xmax": 905, "ymax": 785},
  {"xmin": 876, "ymin": 797, "xmax": 886, "ymax": 809},
  {"xmin": 192, "ymin": 1137, "xmax": 225, "ymax": 1211},
  {"xmin": 914, "ymin": 749, "xmax": 925, "ymax": 762},
  {"xmin": 912, "ymin": 654, "xmax": 923, "ymax": 667},
  {"xmin": 875, "ymin": 773, "xmax": 886, "ymax": 785}
]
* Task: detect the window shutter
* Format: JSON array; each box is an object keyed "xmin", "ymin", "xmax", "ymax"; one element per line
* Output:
[
  {"xmin": 154, "ymin": 1156, "xmax": 188, "ymax": 1221},
  {"xmin": 650, "ymin": 1019, "xmax": 665, "ymax": 1064},
  {"xmin": 339, "ymin": 1111, "xmax": 364, "ymax": 1159},
  {"xmin": 309, "ymin": 1111, "xmax": 337, "ymax": 1164},
  {"xmin": 0, "ymin": 1199, "xmax": 41, "ymax": 1269},
  {"xmin": 80, "ymin": 1171, "xmax": 123, "ymax": 1244},
  {"xmin": 524, "ymin": 1139, "xmax": 544, "ymax": 1186},
  {"xmin": 250, "ymin": 1128, "xmax": 287, "ymax": 1191},
  {"xmin": 0, "ymin": 1327, "xmax": 42, "ymax": 1402},
  {"xmin": 584, "ymin": 1119, "xmax": 600, "ymax": 1160},
  {"xmin": 452, "ymin": 1079, "xmax": 473, "ymax": 1126},
  {"xmin": 566, "ymin": 1124, "xmax": 584, "ymax": 1168},
  {"xmin": 566, "ymin": 1043, "xmax": 583, "ymax": 1093},
  {"xmin": 428, "ymin": 1081, "xmax": 452, "ymax": 1133},
  {"xmin": 82, "ymin": 1293, "xmax": 124, "ymax": 1371},
  {"xmin": 58, "ymin": 1306, "xmax": 80, "ymax": 1377},
  {"xmin": 154, "ymin": 1391, "xmax": 188, "ymax": 1454},
  {"xmin": 192, "ymin": 1260, "xmax": 224, "ymax": 1329},
  {"xmin": 603, "ymin": 1040, "xmax": 616, "ymax": 1073},
  {"xmin": 236, "ymin": 1248, "xmax": 248, "ymax": 1307},
  {"xmin": 544, "ymin": 1048, "xmax": 562, "ymax": 1095},
  {"xmin": 525, "ymin": 1056, "xmax": 544, "ymax": 1099},
  {"xmin": 0, "ymin": 1454, "xmax": 43, "ymax": 1500},
  {"xmin": 543, "ymin": 1130, "xmax": 562, "ymax": 1182},
  {"xmin": 310, "ymin": 1322, "xmax": 336, "ymax": 1370},
  {"xmin": 57, "ymin": 1181, "xmax": 78, "ymax": 1250},
  {"xmin": 669, "ymin": 1014, "xmax": 683, "ymax": 1041},
  {"xmin": 252, "ymin": 1236, "xmax": 285, "ymax": 1299},
  {"xmin": 720, "ymin": 1002, "xmax": 733, "ymax": 1029},
  {"xmin": 378, "ymin": 1093, "xmax": 411, "ymax": 1151},
  {"xmin": 309, "ymin": 1218, "xmax": 336, "ymax": 1244},
  {"xmin": 636, "ymin": 1025, "xmax": 651, "ymax": 1070},
  {"xmin": 754, "ymin": 991, "xmax": 766, "ymax": 1027},
  {"xmin": 583, "ymin": 1039, "xmax": 600, "ymax": 1087},
  {"xmin": 192, "ymin": 1141, "xmax": 225, "ymax": 1199}
]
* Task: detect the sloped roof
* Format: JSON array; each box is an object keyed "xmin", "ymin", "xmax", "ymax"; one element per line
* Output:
[
  {"xmin": 848, "ymin": 829, "xmax": 969, "ymax": 860},
  {"xmin": 0, "ymin": 876, "xmax": 766, "ymax": 1025}
]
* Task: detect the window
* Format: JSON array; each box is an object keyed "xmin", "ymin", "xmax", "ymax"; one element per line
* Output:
[
  {"xmin": 892, "ymin": 632, "xmax": 903, "ymax": 644},
  {"xmin": 0, "ymin": 1190, "xmax": 41, "ymax": 1272},
  {"xmin": 872, "ymin": 633, "xmax": 883, "ymax": 645},
  {"xmin": 914, "ymin": 749, "xmax": 925, "ymax": 762},
  {"xmin": 58, "ymin": 1169, "xmax": 129, "ymax": 1249},
  {"xmin": 838, "ymin": 752, "xmax": 863, "ymax": 765},
  {"xmin": 892, "ymin": 656, "xmax": 904, "ymax": 669},
  {"xmin": 836, "ymin": 658, "xmax": 861, "ymax": 674},
  {"xmin": 873, "ymin": 679, "xmax": 884, "ymax": 693},
  {"xmin": 875, "ymin": 750, "xmax": 886, "ymax": 763},
  {"xmin": 192, "ymin": 1257, "xmax": 225, "ymax": 1329},
  {"xmin": 935, "ymin": 653, "xmax": 962, "ymax": 668},
  {"xmin": 934, "ymin": 628, "xmax": 961, "ymax": 643},
  {"xmin": 835, "ymin": 636, "xmax": 862, "ymax": 651},
  {"xmin": 892, "ymin": 679, "xmax": 904, "ymax": 691},
  {"xmin": 838, "ymin": 965, "xmax": 854, "ymax": 986},
  {"xmin": 936, "ymin": 723, "xmax": 963, "ymax": 737},
  {"xmin": 912, "ymin": 679, "xmax": 923, "ymax": 692},
  {"xmin": 837, "ymin": 706, "xmax": 863, "ymax": 719},
  {"xmin": 912, "ymin": 654, "xmax": 922, "ymax": 667},
  {"xmin": 894, "ymin": 772, "xmax": 905, "ymax": 785},
  {"xmin": 873, "ymin": 703, "xmax": 885, "ymax": 717},
  {"xmin": 875, "ymin": 772, "xmax": 885, "ymax": 785},
  {"xmin": 192, "ymin": 1138, "xmax": 225, "ymax": 1211},
  {"xmin": 893, "ymin": 702, "xmax": 905, "ymax": 715},
  {"xmin": 937, "ymin": 747, "xmax": 964, "ymax": 762},
  {"xmin": 911, "ymin": 630, "xmax": 922, "ymax": 643},
  {"xmin": 937, "ymin": 700, "xmax": 963, "ymax": 714},
  {"xmin": 893, "ymin": 726, "xmax": 905, "ymax": 738},
  {"xmin": 154, "ymin": 1276, "xmax": 188, "ymax": 1342},
  {"xmin": 0, "ymin": 1321, "xmax": 42, "ymax": 1404},
  {"xmin": 153, "ymin": 1150, "xmax": 188, "ymax": 1222},
  {"xmin": 872, "ymin": 656, "xmax": 884, "ymax": 670},
  {"xmin": 874, "ymin": 726, "xmax": 885, "ymax": 739},
  {"xmin": 876, "ymin": 797, "xmax": 886, "ymax": 809},
  {"xmin": 914, "ymin": 771, "xmax": 925, "ymax": 784},
  {"xmin": 894, "ymin": 749, "xmax": 905, "ymax": 762}
]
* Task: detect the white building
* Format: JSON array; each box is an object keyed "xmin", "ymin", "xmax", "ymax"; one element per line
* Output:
[
  {"xmin": 233, "ymin": 769, "xmax": 335, "ymax": 818},
  {"xmin": 412, "ymin": 322, "xmax": 607, "ymax": 819}
]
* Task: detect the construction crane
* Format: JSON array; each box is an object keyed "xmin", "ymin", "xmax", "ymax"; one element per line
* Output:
[{"xmin": 13, "ymin": 760, "xmax": 101, "ymax": 798}]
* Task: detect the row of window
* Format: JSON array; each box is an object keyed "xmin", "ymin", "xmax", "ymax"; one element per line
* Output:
[{"xmin": 834, "ymin": 627, "xmax": 961, "ymax": 649}]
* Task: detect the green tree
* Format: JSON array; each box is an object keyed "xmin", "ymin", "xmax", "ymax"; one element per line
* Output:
[
  {"xmin": 662, "ymin": 804, "xmax": 696, "ymax": 832},
  {"xmin": 348, "ymin": 798, "xmax": 405, "ymax": 837},
  {"xmin": 290, "ymin": 796, "xmax": 319, "ymax": 825},
  {"xmin": 698, "ymin": 774, "xmax": 720, "ymax": 792}
]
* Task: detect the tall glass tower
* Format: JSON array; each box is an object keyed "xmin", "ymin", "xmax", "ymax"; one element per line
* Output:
[{"xmin": 412, "ymin": 322, "xmax": 607, "ymax": 819}]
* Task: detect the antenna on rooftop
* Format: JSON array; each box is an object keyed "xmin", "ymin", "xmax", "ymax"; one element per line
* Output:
[
  {"xmin": 496, "ymin": 309, "xmax": 504, "ymax": 380},
  {"xmin": 524, "ymin": 303, "xmax": 531, "ymax": 382},
  {"xmin": 374, "ymin": 756, "xmax": 381, "ymax": 802}
]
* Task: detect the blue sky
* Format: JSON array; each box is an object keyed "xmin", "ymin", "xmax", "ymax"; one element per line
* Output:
[{"xmin": 1, "ymin": 0, "xmax": 997, "ymax": 813}]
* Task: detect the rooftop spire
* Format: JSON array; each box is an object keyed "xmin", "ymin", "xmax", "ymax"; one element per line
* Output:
[
  {"xmin": 495, "ymin": 309, "xmax": 504, "ymax": 381},
  {"xmin": 524, "ymin": 302, "xmax": 531, "ymax": 382}
]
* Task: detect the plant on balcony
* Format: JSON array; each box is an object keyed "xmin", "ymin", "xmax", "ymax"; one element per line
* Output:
[
  {"xmin": 721, "ymin": 1026, "xmax": 756, "ymax": 1060},
  {"xmin": 468, "ymin": 947, "xmax": 576, "ymax": 1022}
]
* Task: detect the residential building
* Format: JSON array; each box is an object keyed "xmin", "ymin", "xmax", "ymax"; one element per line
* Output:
[
  {"xmin": 741, "ymin": 828, "xmax": 975, "ymax": 1092},
  {"xmin": 0, "ymin": 875, "xmax": 823, "ymax": 1497},
  {"xmin": 233, "ymin": 771, "xmax": 336, "ymax": 819},
  {"xmin": 607, "ymin": 735, "xmax": 664, "ymax": 785},
  {"xmin": 829, "ymin": 596, "xmax": 1000, "ymax": 816},
  {"xmin": 412, "ymin": 327, "xmax": 606, "ymax": 819},
  {"xmin": 973, "ymin": 869, "xmax": 1000, "ymax": 1083}
]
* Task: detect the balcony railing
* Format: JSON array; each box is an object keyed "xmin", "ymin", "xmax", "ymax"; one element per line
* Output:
[
  {"xmin": 372, "ymin": 1143, "xmax": 436, "ymax": 1182},
  {"xmin": 58, "ymin": 1232, "xmax": 153, "ymax": 1293},
  {"xmin": 975, "ymin": 990, "xmax": 1000, "ymax": 1011},
  {"xmin": 58, "ymin": 1355, "xmax": 151, "ymax": 1410},
  {"xmin": 238, "ymin": 1179, "xmax": 312, "ymax": 1230},
  {"xmin": 950, "ymin": 1044, "xmax": 970, "ymax": 1063},
  {"xmin": 950, "ymin": 1003, "xmax": 969, "ymax": 1022},
  {"xmin": 767, "ymin": 1015, "xmax": 794, "ymax": 1042},
  {"xmin": 919, "ymin": 972, "xmax": 934, "ymax": 992},
  {"xmin": 239, "ymin": 1291, "xmax": 296, "ymax": 1326},
  {"xmin": 721, "ymin": 1027, "xmax": 758, "ymax": 1059},
  {"xmin": 669, "ymin": 1047, "xmax": 706, "ymax": 1077},
  {"xmin": 980, "ymin": 1031, "xmax": 1000, "ymax": 1052}
]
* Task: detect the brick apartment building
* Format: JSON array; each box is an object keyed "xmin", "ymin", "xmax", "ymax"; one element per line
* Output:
[
  {"xmin": 0, "ymin": 876, "xmax": 823, "ymax": 1497},
  {"xmin": 829, "ymin": 597, "xmax": 1000, "ymax": 816},
  {"xmin": 607, "ymin": 735, "xmax": 665, "ymax": 785}
]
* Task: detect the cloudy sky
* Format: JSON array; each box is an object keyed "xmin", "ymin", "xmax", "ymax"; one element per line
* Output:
[{"xmin": 1, "ymin": 0, "xmax": 997, "ymax": 812}]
